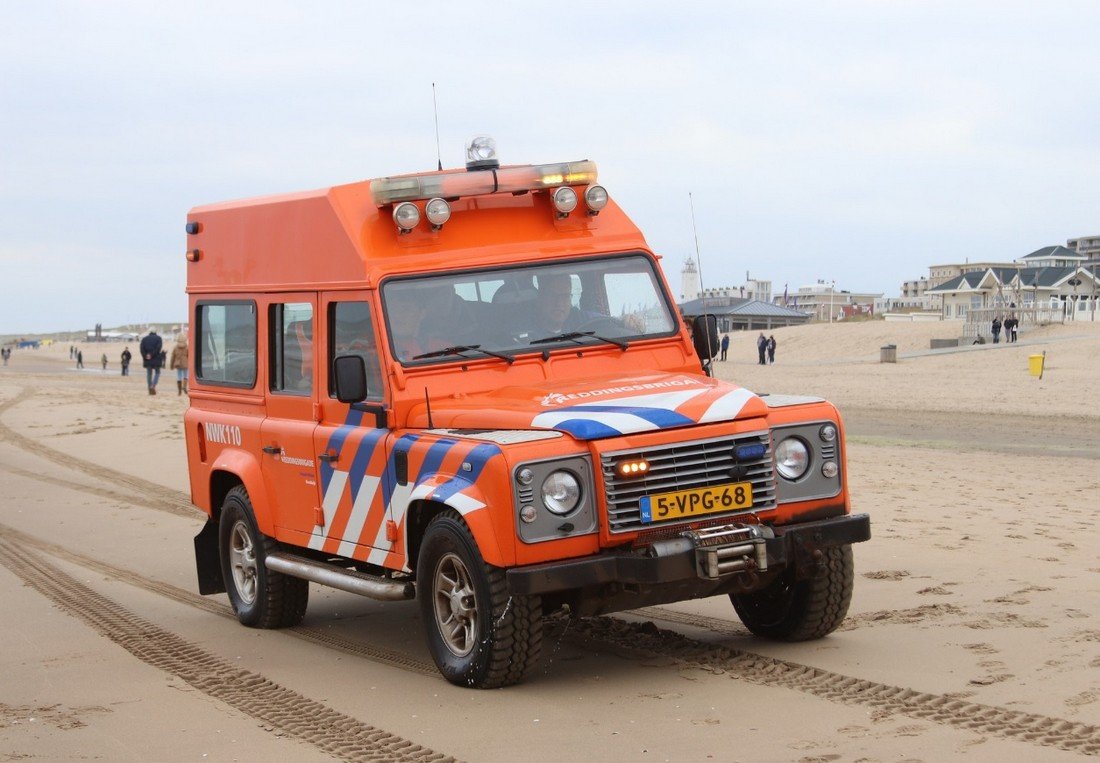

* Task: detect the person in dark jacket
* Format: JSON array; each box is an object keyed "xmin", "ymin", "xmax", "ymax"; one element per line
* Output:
[
  {"xmin": 991, "ymin": 316, "xmax": 1002, "ymax": 343},
  {"xmin": 719, "ymin": 334, "xmax": 729, "ymax": 361},
  {"xmin": 140, "ymin": 330, "xmax": 164, "ymax": 394},
  {"xmin": 767, "ymin": 334, "xmax": 777, "ymax": 363},
  {"xmin": 120, "ymin": 347, "xmax": 132, "ymax": 376},
  {"xmin": 756, "ymin": 332, "xmax": 767, "ymax": 365}
]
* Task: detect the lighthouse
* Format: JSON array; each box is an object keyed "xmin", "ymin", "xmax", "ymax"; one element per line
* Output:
[{"xmin": 681, "ymin": 257, "xmax": 700, "ymax": 302}]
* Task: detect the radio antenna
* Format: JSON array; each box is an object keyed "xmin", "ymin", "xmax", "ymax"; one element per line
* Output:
[
  {"xmin": 432, "ymin": 82, "xmax": 443, "ymax": 171},
  {"xmin": 424, "ymin": 386, "xmax": 435, "ymax": 429},
  {"xmin": 689, "ymin": 192, "xmax": 717, "ymax": 375}
]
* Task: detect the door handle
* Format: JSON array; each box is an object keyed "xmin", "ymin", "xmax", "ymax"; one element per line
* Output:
[
  {"xmin": 262, "ymin": 445, "xmax": 282, "ymax": 455},
  {"xmin": 318, "ymin": 452, "xmax": 338, "ymax": 463}
]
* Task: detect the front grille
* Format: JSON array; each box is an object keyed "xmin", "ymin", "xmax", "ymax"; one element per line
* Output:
[{"xmin": 600, "ymin": 432, "xmax": 776, "ymax": 533}]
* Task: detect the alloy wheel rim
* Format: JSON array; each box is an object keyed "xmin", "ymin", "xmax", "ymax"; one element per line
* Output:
[
  {"xmin": 229, "ymin": 520, "xmax": 258, "ymax": 605},
  {"xmin": 432, "ymin": 552, "xmax": 478, "ymax": 657}
]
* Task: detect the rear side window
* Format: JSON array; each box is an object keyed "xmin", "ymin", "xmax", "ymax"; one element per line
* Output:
[
  {"xmin": 196, "ymin": 301, "xmax": 257, "ymax": 387},
  {"xmin": 270, "ymin": 302, "xmax": 313, "ymax": 395}
]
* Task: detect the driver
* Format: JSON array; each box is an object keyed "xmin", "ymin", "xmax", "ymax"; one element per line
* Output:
[{"xmin": 531, "ymin": 273, "xmax": 593, "ymax": 335}]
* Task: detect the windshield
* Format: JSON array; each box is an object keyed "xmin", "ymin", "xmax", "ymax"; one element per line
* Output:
[{"xmin": 381, "ymin": 254, "xmax": 678, "ymax": 364}]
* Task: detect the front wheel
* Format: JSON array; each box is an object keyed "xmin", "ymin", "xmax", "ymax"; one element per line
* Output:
[
  {"xmin": 218, "ymin": 486, "xmax": 308, "ymax": 628},
  {"xmin": 417, "ymin": 511, "xmax": 542, "ymax": 688},
  {"xmin": 730, "ymin": 544, "xmax": 854, "ymax": 641}
]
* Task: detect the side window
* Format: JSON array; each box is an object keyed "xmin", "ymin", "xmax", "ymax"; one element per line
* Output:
[
  {"xmin": 196, "ymin": 301, "xmax": 257, "ymax": 387},
  {"xmin": 270, "ymin": 302, "xmax": 313, "ymax": 395},
  {"xmin": 330, "ymin": 301, "xmax": 383, "ymax": 400}
]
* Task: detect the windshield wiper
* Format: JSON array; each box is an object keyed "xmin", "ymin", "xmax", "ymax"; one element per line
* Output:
[
  {"xmin": 528, "ymin": 331, "xmax": 629, "ymax": 351},
  {"xmin": 412, "ymin": 344, "xmax": 515, "ymax": 364}
]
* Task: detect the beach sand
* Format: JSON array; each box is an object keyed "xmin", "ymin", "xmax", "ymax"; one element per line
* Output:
[{"xmin": 0, "ymin": 322, "xmax": 1097, "ymax": 761}]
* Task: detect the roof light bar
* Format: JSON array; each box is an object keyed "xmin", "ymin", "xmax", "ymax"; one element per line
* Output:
[{"xmin": 370, "ymin": 160, "xmax": 598, "ymax": 206}]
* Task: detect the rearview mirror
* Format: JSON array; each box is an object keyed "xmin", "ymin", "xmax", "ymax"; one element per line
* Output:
[{"xmin": 333, "ymin": 354, "xmax": 368, "ymax": 403}]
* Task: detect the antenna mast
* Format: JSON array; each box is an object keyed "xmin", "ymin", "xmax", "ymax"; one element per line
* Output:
[
  {"xmin": 689, "ymin": 192, "xmax": 717, "ymax": 375},
  {"xmin": 432, "ymin": 83, "xmax": 443, "ymax": 171}
]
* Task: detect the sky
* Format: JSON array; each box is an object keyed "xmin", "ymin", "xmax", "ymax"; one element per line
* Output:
[{"xmin": 3, "ymin": 1, "xmax": 1099, "ymax": 333}]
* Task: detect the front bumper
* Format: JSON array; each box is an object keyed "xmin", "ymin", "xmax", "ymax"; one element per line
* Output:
[{"xmin": 507, "ymin": 513, "xmax": 870, "ymax": 596}]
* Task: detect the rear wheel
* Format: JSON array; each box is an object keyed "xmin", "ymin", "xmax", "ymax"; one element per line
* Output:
[
  {"xmin": 730, "ymin": 544, "xmax": 854, "ymax": 641},
  {"xmin": 218, "ymin": 486, "xmax": 308, "ymax": 628},
  {"xmin": 417, "ymin": 511, "xmax": 542, "ymax": 688}
]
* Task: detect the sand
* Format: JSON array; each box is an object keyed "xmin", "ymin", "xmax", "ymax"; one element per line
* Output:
[{"xmin": 0, "ymin": 323, "xmax": 1097, "ymax": 761}]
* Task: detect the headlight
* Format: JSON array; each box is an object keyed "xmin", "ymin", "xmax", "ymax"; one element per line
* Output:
[
  {"xmin": 775, "ymin": 437, "xmax": 810, "ymax": 480},
  {"xmin": 542, "ymin": 470, "xmax": 581, "ymax": 515}
]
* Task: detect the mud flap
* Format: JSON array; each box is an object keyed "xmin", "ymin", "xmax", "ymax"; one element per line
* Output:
[{"xmin": 194, "ymin": 519, "xmax": 225, "ymax": 595}]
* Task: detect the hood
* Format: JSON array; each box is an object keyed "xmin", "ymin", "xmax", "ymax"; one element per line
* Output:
[{"xmin": 419, "ymin": 372, "xmax": 767, "ymax": 441}]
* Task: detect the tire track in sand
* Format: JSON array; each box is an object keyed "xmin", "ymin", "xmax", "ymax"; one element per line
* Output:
[
  {"xmin": 0, "ymin": 522, "xmax": 437, "ymax": 677},
  {"xmin": 0, "ymin": 387, "xmax": 197, "ymax": 518},
  {"xmin": 0, "ymin": 537, "xmax": 453, "ymax": 763},
  {"xmin": 566, "ymin": 616, "xmax": 1100, "ymax": 755}
]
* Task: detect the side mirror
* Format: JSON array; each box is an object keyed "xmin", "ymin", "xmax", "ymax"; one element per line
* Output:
[
  {"xmin": 333, "ymin": 354, "xmax": 368, "ymax": 403},
  {"xmin": 691, "ymin": 315, "xmax": 719, "ymax": 361}
]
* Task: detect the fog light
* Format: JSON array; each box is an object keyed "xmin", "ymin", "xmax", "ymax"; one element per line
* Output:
[
  {"xmin": 822, "ymin": 461, "xmax": 838, "ymax": 478},
  {"xmin": 552, "ymin": 186, "xmax": 578, "ymax": 217},
  {"xmin": 617, "ymin": 459, "xmax": 649, "ymax": 477},
  {"xmin": 393, "ymin": 202, "xmax": 420, "ymax": 233},
  {"xmin": 583, "ymin": 184, "xmax": 608, "ymax": 214},
  {"xmin": 520, "ymin": 505, "xmax": 537, "ymax": 523},
  {"xmin": 425, "ymin": 197, "xmax": 451, "ymax": 229}
]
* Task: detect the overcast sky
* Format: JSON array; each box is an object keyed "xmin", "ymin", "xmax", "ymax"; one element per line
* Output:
[{"xmin": 3, "ymin": 1, "xmax": 1098, "ymax": 333}]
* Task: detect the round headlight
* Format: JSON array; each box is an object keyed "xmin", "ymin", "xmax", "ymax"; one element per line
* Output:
[
  {"xmin": 541, "ymin": 470, "xmax": 581, "ymax": 515},
  {"xmin": 425, "ymin": 197, "xmax": 451, "ymax": 227},
  {"xmin": 552, "ymin": 186, "xmax": 578, "ymax": 215},
  {"xmin": 775, "ymin": 437, "xmax": 810, "ymax": 480},
  {"xmin": 583, "ymin": 184, "xmax": 608, "ymax": 213},
  {"xmin": 820, "ymin": 424, "xmax": 837, "ymax": 442},
  {"xmin": 392, "ymin": 202, "xmax": 420, "ymax": 232}
]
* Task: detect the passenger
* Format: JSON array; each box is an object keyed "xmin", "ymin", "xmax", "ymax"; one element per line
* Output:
[
  {"xmin": 387, "ymin": 289, "xmax": 427, "ymax": 360},
  {"xmin": 531, "ymin": 273, "xmax": 589, "ymax": 335}
]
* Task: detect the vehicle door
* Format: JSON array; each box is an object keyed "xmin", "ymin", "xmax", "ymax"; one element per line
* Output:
[
  {"xmin": 308, "ymin": 293, "xmax": 393, "ymax": 562},
  {"xmin": 259, "ymin": 295, "xmax": 322, "ymax": 541}
]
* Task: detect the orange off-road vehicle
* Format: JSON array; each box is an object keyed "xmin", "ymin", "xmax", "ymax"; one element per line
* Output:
[{"xmin": 184, "ymin": 140, "xmax": 870, "ymax": 688}]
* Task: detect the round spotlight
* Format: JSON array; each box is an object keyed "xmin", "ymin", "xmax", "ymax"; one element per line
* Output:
[
  {"xmin": 552, "ymin": 186, "xmax": 578, "ymax": 217},
  {"xmin": 425, "ymin": 197, "xmax": 451, "ymax": 228},
  {"xmin": 583, "ymin": 185, "xmax": 608, "ymax": 214},
  {"xmin": 392, "ymin": 202, "xmax": 420, "ymax": 232}
]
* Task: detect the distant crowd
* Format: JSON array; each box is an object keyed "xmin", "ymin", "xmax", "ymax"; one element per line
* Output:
[{"xmin": 67, "ymin": 329, "xmax": 189, "ymax": 396}]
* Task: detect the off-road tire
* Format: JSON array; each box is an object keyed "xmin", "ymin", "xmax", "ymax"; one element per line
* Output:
[
  {"xmin": 417, "ymin": 511, "xmax": 542, "ymax": 688},
  {"xmin": 730, "ymin": 543, "xmax": 854, "ymax": 641},
  {"xmin": 219, "ymin": 486, "xmax": 308, "ymax": 629}
]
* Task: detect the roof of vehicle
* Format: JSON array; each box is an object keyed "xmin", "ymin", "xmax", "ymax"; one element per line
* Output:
[{"xmin": 185, "ymin": 168, "xmax": 651, "ymax": 293}]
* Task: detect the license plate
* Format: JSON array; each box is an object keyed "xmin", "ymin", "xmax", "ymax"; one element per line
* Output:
[{"xmin": 639, "ymin": 482, "xmax": 753, "ymax": 523}]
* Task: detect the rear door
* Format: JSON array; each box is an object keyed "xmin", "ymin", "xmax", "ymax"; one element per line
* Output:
[{"xmin": 259, "ymin": 295, "xmax": 322, "ymax": 541}]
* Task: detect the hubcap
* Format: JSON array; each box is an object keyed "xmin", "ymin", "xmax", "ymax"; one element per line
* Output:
[
  {"xmin": 432, "ymin": 552, "xmax": 478, "ymax": 657},
  {"xmin": 229, "ymin": 520, "xmax": 258, "ymax": 605}
]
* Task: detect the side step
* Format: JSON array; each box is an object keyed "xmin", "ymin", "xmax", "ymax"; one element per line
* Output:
[{"xmin": 266, "ymin": 552, "xmax": 415, "ymax": 602}]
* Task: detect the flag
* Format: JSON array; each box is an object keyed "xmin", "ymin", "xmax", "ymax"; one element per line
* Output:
[{"xmin": 783, "ymin": 283, "xmax": 788, "ymax": 306}]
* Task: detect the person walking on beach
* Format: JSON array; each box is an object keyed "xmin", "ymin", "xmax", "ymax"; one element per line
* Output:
[
  {"xmin": 991, "ymin": 316, "xmax": 1002, "ymax": 344},
  {"xmin": 1, "ymin": 347, "xmax": 9, "ymax": 366},
  {"xmin": 756, "ymin": 332, "xmax": 767, "ymax": 365},
  {"xmin": 101, "ymin": 353, "xmax": 108, "ymax": 371},
  {"xmin": 1006, "ymin": 316, "xmax": 1018, "ymax": 343},
  {"xmin": 767, "ymin": 334, "xmax": 777, "ymax": 363},
  {"xmin": 120, "ymin": 346, "xmax": 131, "ymax": 376},
  {"xmin": 720, "ymin": 334, "xmax": 729, "ymax": 361},
  {"xmin": 170, "ymin": 334, "xmax": 189, "ymax": 396},
  {"xmin": 76, "ymin": 349, "xmax": 83, "ymax": 369},
  {"xmin": 140, "ymin": 329, "xmax": 163, "ymax": 394}
]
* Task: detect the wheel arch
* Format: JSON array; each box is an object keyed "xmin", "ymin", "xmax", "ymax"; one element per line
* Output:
[
  {"xmin": 208, "ymin": 449, "xmax": 274, "ymax": 535},
  {"xmin": 406, "ymin": 492, "xmax": 508, "ymax": 574}
]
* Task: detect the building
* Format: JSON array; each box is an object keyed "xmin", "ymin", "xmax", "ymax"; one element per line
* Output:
[
  {"xmin": 782, "ymin": 281, "xmax": 882, "ymax": 322},
  {"xmin": 680, "ymin": 257, "xmax": 700, "ymax": 302},
  {"xmin": 1067, "ymin": 234, "xmax": 1100, "ymax": 262},
  {"xmin": 678, "ymin": 296, "xmax": 809, "ymax": 332}
]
